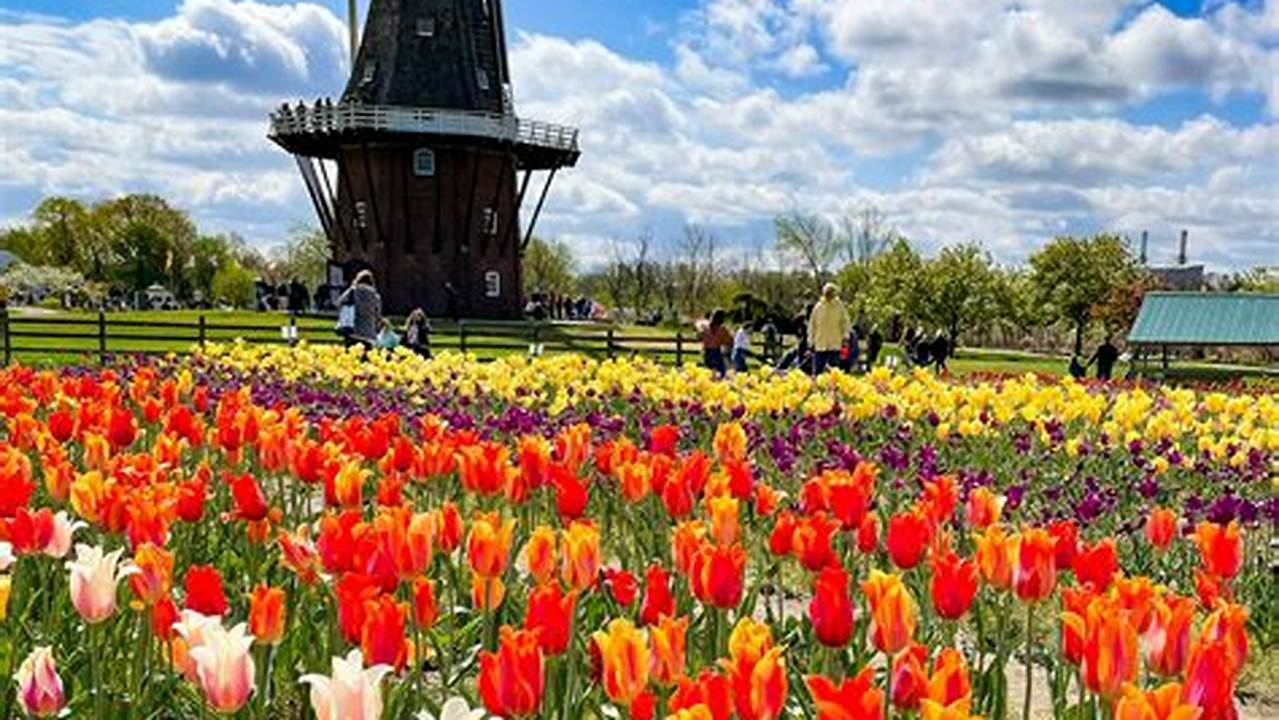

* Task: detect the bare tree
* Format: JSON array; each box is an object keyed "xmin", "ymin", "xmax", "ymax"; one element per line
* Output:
[
  {"xmin": 775, "ymin": 211, "xmax": 844, "ymax": 281},
  {"xmin": 677, "ymin": 224, "xmax": 718, "ymax": 317},
  {"xmin": 630, "ymin": 227, "xmax": 656, "ymax": 317},
  {"xmin": 841, "ymin": 206, "xmax": 894, "ymax": 266}
]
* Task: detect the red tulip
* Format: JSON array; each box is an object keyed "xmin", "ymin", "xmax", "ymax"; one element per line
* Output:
[
  {"xmin": 809, "ymin": 565, "xmax": 855, "ymax": 648},
  {"xmin": 360, "ymin": 594, "xmax": 408, "ymax": 670},
  {"xmin": 929, "ymin": 546, "xmax": 978, "ymax": 619},
  {"xmin": 805, "ymin": 666, "xmax": 883, "ymax": 720},
  {"xmin": 1145, "ymin": 507, "xmax": 1177, "ymax": 550},
  {"xmin": 228, "ymin": 472, "xmax": 268, "ymax": 522},
  {"xmin": 892, "ymin": 643, "xmax": 929, "ymax": 709},
  {"xmin": 1071, "ymin": 536, "xmax": 1117, "ymax": 590},
  {"xmin": 1047, "ymin": 519, "xmax": 1078, "ymax": 570},
  {"xmin": 693, "ymin": 543, "xmax": 746, "ymax": 609},
  {"xmin": 639, "ymin": 562, "xmax": 674, "ymax": 625},
  {"xmin": 184, "ymin": 565, "xmax": 228, "ymax": 616},
  {"xmin": 552, "ymin": 465, "xmax": 590, "ymax": 520},
  {"xmin": 792, "ymin": 512, "xmax": 839, "ymax": 572},
  {"xmin": 524, "ymin": 583, "xmax": 576, "ymax": 656},
  {"xmin": 886, "ymin": 510, "xmax": 930, "ymax": 570},
  {"xmin": 411, "ymin": 577, "xmax": 438, "ymax": 629},
  {"xmin": 1192, "ymin": 521, "xmax": 1242, "ymax": 580}
]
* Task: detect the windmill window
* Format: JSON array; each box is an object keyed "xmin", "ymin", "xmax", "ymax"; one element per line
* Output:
[
  {"xmin": 415, "ymin": 17, "xmax": 435, "ymax": 37},
  {"xmin": 413, "ymin": 148, "xmax": 435, "ymax": 177},
  {"xmin": 480, "ymin": 206, "xmax": 498, "ymax": 235},
  {"xmin": 361, "ymin": 63, "xmax": 376, "ymax": 85},
  {"xmin": 354, "ymin": 201, "xmax": 369, "ymax": 229},
  {"xmin": 475, "ymin": 68, "xmax": 490, "ymax": 91},
  {"xmin": 485, "ymin": 271, "xmax": 501, "ymax": 298}
]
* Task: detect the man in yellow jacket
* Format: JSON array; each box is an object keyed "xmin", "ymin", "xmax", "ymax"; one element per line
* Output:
[{"xmin": 807, "ymin": 283, "xmax": 850, "ymax": 374}]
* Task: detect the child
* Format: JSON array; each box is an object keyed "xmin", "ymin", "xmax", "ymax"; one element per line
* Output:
[
  {"xmin": 732, "ymin": 323, "xmax": 752, "ymax": 373},
  {"xmin": 375, "ymin": 319, "xmax": 401, "ymax": 350}
]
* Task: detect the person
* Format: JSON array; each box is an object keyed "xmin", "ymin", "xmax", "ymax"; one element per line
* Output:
[
  {"xmin": 902, "ymin": 326, "xmax": 918, "ymax": 368},
  {"xmin": 699, "ymin": 309, "xmax": 733, "ymax": 377},
  {"xmin": 807, "ymin": 284, "xmax": 850, "ymax": 374},
  {"xmin": 930, "ymin": 331, "xmax": 950, "ymax": 372},
  {"xmin": 337, "ymin": 269, "xmax": 382, "ymax": 349},
  {"xmin": 841, "ymin": 324, "xmax": 861, "ymax": 373},
  {"xmin": 375, "ymin": 319, "xmax": 400, "ymax": 350},
  {"xmin": 760, "ymin": 319, "xmax": 780, "ymax": 362},
  {"xmin": 866, "ymin": 324, "xmax": 883, "ymax": 369},
  {"xmin": 913, "ymin": 328, "xmax": 932, "ymax": 367},
  {"xmin": 1089, "ymin": 337, "xmax": 1120, "ymax": 380},
  {"xmin": 1069, "ymin": 354, "xmax": 1087, "ymax": 379},
  {"xmin": 732, "ymin": 322, "xmax": 753, "ymax": 373},
  {"xmin": 403, "ymin": 308, "xmax": 432, "ymax": 358}
]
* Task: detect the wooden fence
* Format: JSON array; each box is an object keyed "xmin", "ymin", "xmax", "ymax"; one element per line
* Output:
[{"xmin": 0, "ymin": 310, "xmax": 780, "ymax": 366}]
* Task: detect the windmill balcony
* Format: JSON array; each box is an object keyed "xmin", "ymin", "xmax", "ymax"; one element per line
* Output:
[{"xmin": 269, "ymin": 100, "xmax": 580, "ymax": 167}]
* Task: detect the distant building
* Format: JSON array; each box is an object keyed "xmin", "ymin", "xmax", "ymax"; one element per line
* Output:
[{"xmin": 1146, "ymin": 264, "xmax": 1206, "ymax": 291}]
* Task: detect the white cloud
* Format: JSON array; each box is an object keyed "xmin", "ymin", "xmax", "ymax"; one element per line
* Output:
[{"xmin": 1, "ymin": 0, "xmax": 1276, "ymax": 273}]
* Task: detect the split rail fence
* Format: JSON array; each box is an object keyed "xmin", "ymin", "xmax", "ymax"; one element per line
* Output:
[{"xmin": 0, "ymin": 310, "xmax": 781, "ymax": 367}]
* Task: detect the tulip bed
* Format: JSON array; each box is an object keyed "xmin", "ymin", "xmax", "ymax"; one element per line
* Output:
[{"xmin": 0, "ymin": 344, "xmax": 1274, "ymax": 720}]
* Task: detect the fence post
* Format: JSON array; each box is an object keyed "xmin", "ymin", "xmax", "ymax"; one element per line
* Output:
[
  {"xmin": 1, "ymin": 308, "xmax": 10, "ymax": 366},
  {"xmin": 531, "ymin": 323, "xmax": 541, "ymax": 356},
  {"xmin": 97, "ymin": 311, "xmax": 107, "ymax": 364},
  {"xmin": 607, "ymin": 326, "xmax": 615, "ymax": 360},
  {"xmin": 199, "ymin": 314, "xmax": 207, "ymax": 348},
  {"xmin": 675, "ymin": 330, "xmax": 683, "ymax": 366},
  {"xmin": 289, "ymin": 313, "xmax": 299, "ymax": 347},
  {"xmin": 459, "ymin": 320, "xmax": 468, "ymax": 354}
]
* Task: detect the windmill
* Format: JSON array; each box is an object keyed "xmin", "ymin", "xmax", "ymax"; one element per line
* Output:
[{"xmin": 269, "ymin": 0, "xmax": 581, "ymax": 317}]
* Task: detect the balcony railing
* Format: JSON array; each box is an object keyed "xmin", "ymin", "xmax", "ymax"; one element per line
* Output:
[{"xmin": 269, "ymin": 101, "xmax": 579, "ymax": 152}]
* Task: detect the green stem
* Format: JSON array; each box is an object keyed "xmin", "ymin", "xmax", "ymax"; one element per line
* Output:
[
  {"xmin": 884, "ymin": 649, "xmax": 894, "ymax": 720},
  {"xmin": 1023, "ymin": 602, "xmax": 1035, "ymax": 720}
]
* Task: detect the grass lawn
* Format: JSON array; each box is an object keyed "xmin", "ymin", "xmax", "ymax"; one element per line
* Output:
[{"xmin": 2, "ymin": 307, "xmax": 1274, "ymax": 384}]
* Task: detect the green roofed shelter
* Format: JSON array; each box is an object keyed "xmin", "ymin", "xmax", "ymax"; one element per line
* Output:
[{"xmin": 1127, "ymin": 292, "xmax": 1279, "ymax": 348}]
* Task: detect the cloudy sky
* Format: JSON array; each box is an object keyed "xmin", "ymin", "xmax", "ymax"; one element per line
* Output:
[{"xmin": 0, "ymin": 0, "xmax": 1275, "ymax": 270}]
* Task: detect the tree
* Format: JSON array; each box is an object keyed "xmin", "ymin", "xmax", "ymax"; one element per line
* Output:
[
  {"xmin": 840, "ymin": 206, "xmax": 895, "ymax": 267},
  {"xmin": 272, "ymin": 224, "xmax": 330, "ymax": 287},
  {"xmin": 916, "ymin": 243, "xmax": 1003, "ymax": 346},
  {"xmin": 1028, "ymin": 235, "xmax": 1138, "ymax": 355},
  {"xmin": 523, "ymin": 237, "xmax": 576, "ymax": 297},
  {"xmin": 775, "ymin": 212, "xmax": 843, "ymax": 281},
  {"xmin": 113, "ymin": 223, "xmax": 173, "ymax": 294},
  {"xmin": 863, "ymin": 236, "xmax": 924, "ymax": 330},
  {"xmin": 190, "ymin": 235, "xmax": 233, "ymax": 303},
  {"xmin": 1092, "ymin": 273, "xmax": 1163, "ymax": 338},
  {"xmin": 31, "ymin": 197, "xmax": 90, "ymax": 269},
  {"xmin": 212, "ymin": 261, "xmax": 256, "ymax": 308},
  {"xmin": 676, "ymin": 225, "xmax": 719, "ymax": 317}
]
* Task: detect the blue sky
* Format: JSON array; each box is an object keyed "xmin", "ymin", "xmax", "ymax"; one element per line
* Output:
[{"xmin": 0, "ymin": 0, "xmax": 1275, "ymax": 270}]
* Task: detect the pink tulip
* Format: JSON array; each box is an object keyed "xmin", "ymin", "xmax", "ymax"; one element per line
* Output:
[
  {"xmin": 188, "ymin": 622, "xmax": 256, "ymax": 714},
  {"xmin": 14, "ymin": 646, "xmax": 65, "ymax": 718},
  {"xmin": 43, "ymin": 512, "xmax": 85, "ymax": 559},
  {"xmin": 300, "ymin": 649, "xmax": 393, "ymax": 720},
  {"xmin": 174, "ymin": 610, "xmax": 222, "ymax": 682},
  {"xmin": 0, "ymin": 541, "xmax": 14, "ymax": 572},
  {"xmin": 66, "ymin": 543, "xmax": 136, "ymax": 624}
]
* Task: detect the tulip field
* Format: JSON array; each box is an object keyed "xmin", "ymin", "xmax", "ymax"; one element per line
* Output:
[{"xmin": 0, "ymin": 343, "xmax": 1274, "ymax": 720}]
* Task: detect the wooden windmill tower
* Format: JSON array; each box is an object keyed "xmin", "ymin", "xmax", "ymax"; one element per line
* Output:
[{"xmin": 269, "ymin": 0, "xmax": 580, "ymax": 317}]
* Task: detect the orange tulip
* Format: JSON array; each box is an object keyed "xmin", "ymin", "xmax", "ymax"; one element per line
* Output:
[
  {"xmin": 965, "ymin": 486, "xmax": 1003, "ymax": 528},
  {"xmin": 1115, "ymin": 682, "xmax": 1202, "ymax": 720},
  {"xmin": 1070, "ymin": 595, "xmax": 1140, "ymax": 699},
  {"xmin": 707, "ymin": 495, "xmax": 740, "ymax": 547},
  {"xmin": 1145, "ymin": 507, "xmax": 1177, "ymax": 550},
  {"xmin": 722, "ymin": 619, "xmax": 786, "ymax": 720},
  {"xmin": 669, "ymin": 670, "xmax": 732, "ymax": 720},
  {"xmin": 712, "ymin": 422, "xmax": 747, "ymax": 465},
  {"xmin": 649, "ymin": 614, "xmax": 689, "ymax": 686},
  {"xmin": 593, "ymin": 618, "xmax": 650, "ymax": 706},
  {"xmin": 927, "ymin": 648, "xmax": 971, "ymax": 707},
  {"xmin": 891, "ymin": 643, "xmax": 929, "ymax": 709},
  {"xmin": 805, "ymin": 666, "xmax": 883, "ymax": 720},
  {"xmin": 554, "ymin": 422, "xmax": 592, "ymax": 472},
  {"xmin": 1191, "ymin": 521, "xmax": 1242, "ymax": 580},
  {"xmin": 861, "ymin": 570, "xmax": 917, "ymax": 654},
  {"xmin": 792, "ymin": 511, "xmax": 840, "ymax": 572},
  {"xmin": 467, "ymin": 512, "xmax": 514, "ymax": 580},
  {"xmin": 411, "ymin": 576, "xmax": 438, "ymax": 629},
  {"xmin": 920, "ymin": 474, "xmax": 959, "ymax": 526},
  {"xmin": 560, "ymin": 520, "xmax": 601, "ymax": 591},
  {"xmin": 1012, "ymin": 527, "xmax": 1057, "ymax": 602},
  {"xmin": 671, "ymin": 520, "xmax": 708, "ymax": 577},
  {"xmin": 479, "ymin": 626, "xmax": 545, "ymax": 717},
  {"xmin": 1198, "ymin": 602, "xmax": 1248, "ymax": 676},
  {"xmin": 523, "ymin": 526, "xmax": 558, "ymax": 585},
  {"xmin": 920, "ymin": 698, "xmax": 982, "ymax": 720},
  {"xmin": 472, "ymin": 575, "xmax": 506, "ymax": 612},
  {"xmin": 330, "ymin": 460, "xmax": 368, "ymax": 508},
  {"xmin": 248, "ymin": 584, "xmax": 287, "ymax": 645},
  {"xmin": 974, "ymin": 525, "xmax": 1014, "ymax": 590},
  {"xmin": 617, "ymin": 460, "xmax": 652, "ymax": 503},
  {"xmin": 129, "ymin": 543, "xmax": 174, "ymax": 607},
  {"xmin": 1181, "ymin": 636, "xmax": 1239, "ymax": 720}
]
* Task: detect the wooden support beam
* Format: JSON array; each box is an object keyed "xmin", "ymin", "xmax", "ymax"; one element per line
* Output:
[{"xmin": 522, "ymin": 167, "xmax": 558, "ymax": 252}]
